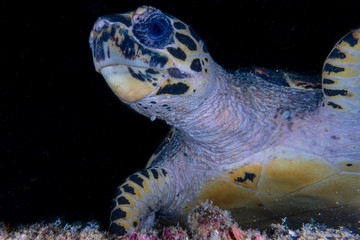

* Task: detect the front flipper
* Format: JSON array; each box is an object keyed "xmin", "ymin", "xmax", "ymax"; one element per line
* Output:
[
  {"xmin": 109, "ymin": 167, "xmax": 172, "ymax": 234},
  {"xmin": 322, "ymin": 28, "xmax": 360, "ymax": 118}
]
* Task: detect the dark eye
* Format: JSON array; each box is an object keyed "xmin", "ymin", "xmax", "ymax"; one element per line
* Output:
[
  {"xmin": 148, "ymin": 18, "xmax": 169, "ymax": 40},
  {"xmin": 133, "ymin": 14, "xmax": 173, "ymax": 49}
]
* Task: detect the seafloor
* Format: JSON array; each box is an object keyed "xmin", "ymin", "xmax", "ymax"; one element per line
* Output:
[{"xmin": 1, "ymin": 203, "xmax": 358, "ymax": 240}]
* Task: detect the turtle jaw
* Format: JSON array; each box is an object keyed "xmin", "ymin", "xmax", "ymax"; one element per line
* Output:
[
  {"xmin": 90, "ymin": 17, "xmax": 170, "ymax": 102},
  {"xmin": 99, "ymin": 64, "xmax": 164, "ymax": 102}
]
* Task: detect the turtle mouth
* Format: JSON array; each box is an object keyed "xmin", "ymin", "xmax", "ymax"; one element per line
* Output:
[{"xmin": 98, "ymin": 63, "xmax": 162, "ymax": 72}]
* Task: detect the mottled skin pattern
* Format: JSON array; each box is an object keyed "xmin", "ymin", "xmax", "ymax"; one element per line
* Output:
[{"xmin": 89, "ymin": 6, "xmax": 360, "ymax": 235}]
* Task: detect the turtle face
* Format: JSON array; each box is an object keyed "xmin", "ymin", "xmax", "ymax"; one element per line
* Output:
[{"xmin": 89, "ymin": 6, "xmax": 213, "ymax": 103}]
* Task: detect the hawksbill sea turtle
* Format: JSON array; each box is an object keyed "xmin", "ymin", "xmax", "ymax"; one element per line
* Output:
[{"xmin": 89, "ymin": 6, "xmax": 360, "ymax": 235}]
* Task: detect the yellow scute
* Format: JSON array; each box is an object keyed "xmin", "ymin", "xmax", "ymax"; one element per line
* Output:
[
  {"xmin": 192, "ymin": 177, "xmax": 262, "ymax": 208},
  {"xmin": 257, "ymin": 147, "xmax": 338, "ymax": 203}
]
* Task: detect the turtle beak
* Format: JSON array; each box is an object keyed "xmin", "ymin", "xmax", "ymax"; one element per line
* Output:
[{"xmin": 89, "ymin": 17, "xmax": 160, "ymax": 102}]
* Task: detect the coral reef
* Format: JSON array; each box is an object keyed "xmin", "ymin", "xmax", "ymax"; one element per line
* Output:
[{"xmin": 0, "ymin": 203, "xmax": 358, "ymax": 240}]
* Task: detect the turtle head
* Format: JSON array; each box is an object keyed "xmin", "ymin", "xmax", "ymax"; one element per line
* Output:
[{"xmin": 90, "ymin": 6, "xmax": 215, "ymax": 116}]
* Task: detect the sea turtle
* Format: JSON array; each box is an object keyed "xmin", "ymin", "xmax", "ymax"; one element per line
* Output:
[{"xmin": 89, "ymin": 6, "xmax": 360, "ymax": 234}]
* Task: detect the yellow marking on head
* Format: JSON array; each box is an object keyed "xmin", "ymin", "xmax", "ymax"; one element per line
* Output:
[{"xmin": 100, "ymin": 65, "xmax": 154, "ymax": 102}]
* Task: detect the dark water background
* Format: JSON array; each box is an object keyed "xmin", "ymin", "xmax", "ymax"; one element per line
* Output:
[{"xmin": 1, "ymin": 0, "xmax": 360, "ymax": 230}]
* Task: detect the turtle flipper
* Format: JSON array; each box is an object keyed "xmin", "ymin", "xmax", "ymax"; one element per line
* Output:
[
  {"xmin": 322, "ymin": 28, "xmax": 360, "ymax": 118},
  {"xmin": 109, "ymin": 168, "xmax": 172, "ymax": 234}
]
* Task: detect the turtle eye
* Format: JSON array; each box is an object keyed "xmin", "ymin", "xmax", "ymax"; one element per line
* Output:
[
  {"xmin": 148, "ymin": 17, "xmax": 169, "ymax": 40},
  {"xmin": 133, "ymin": 14, "xmax": 173, "ymax": 49}
]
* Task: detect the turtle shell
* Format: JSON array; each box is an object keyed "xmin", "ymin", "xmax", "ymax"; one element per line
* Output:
[{"xmin": 184, "ymin": 145, "xmax": 360, "ymax": 229}]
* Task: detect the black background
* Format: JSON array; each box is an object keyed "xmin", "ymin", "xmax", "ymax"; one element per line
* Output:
[{"xmin": 1, "ymin": 0, "xmax": 360, "ymax": 230}]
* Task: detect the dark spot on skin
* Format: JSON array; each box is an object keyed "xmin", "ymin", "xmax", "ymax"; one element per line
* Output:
[
  {"xmin": 205, "ymin": 68, "xmax": 208, "ymax": 73},
  {"xmin": 150, "ymin": 101, "xmax": 156, "ymax": 104},
  {"xmin": 152, "ymin": 83, "xmax": 157, "ymax": 86},
  {"xmin": 101, "ymin": 31, "xmax": 110, "ymax": 42},
  {"xmin": 323, "ymin": 63, "xmax": 345, "ymax": 73},
  {"xmin": 234, "ymin": 172, "xmax": 256, "ymax": 183},
  {"xmin": 140, "ymin": 169, "xmax": 150, "ymax": 179},
  {"xmin": 257, "ymin": 203, "xmax": 264, "ymax": 207},
  {"xmin": 161, "ymin": 169, "xmax": 168, "ymax": 177},
  {"xmin": 162, "ymin": 104, "xmax": 168, "ymax": 107},
  {"xmin": 327, "ymin": 101, "xmax": 343, "ymax": 109},
  {"xmin": 117, "ymin": 33, "xmax": 168, "ymax": 68},
  {"xmin": 331, "ymin": 135, "xmax": 340, "ymax": 140},
  {"xmin": 205, "ymin": 58, "xmax": 209, "ymax": 62},
  {"xmin": 174, "ymin": 22, "xmax": 186, "ymax": 30},
  {"xmin": 189, "ymin": 27, "xmax": 201, "ymax": 42},
  {"xmin": 190, "ymin": 59, "xmax": 202, "ymax": 72},
  {"xmin": 323, "ymin": 78, "xmax": 335, "ymax": 84},
  {"xmin": 117, "ymin": 196, "xmax": 130, "ymax": 205},
  {"xmin": 156, "ymin": 82, "xmax": 190, "ymax": 95},
  {"xmin": 129, "ymin": 174, "xmax": 144, "ymax": 188},
  {"xmin": 167, "ymin": 47, "xmax": 186, "ymax": 61},
  {"xmin": 93, "ymin": 39, "xmax": 105, "ymax": 62},
  {"xmin": 109, "ymin": 25, "xmax": 117, "ymax": 39},
  {"xmin": 120, "ymin": 35, "xmax": 136, "ymax": 59},
  {"xmin": 151, "ymin": 169, "xmax": 159, "ymax": 179},
  {"xmin": 122, "ymin": 184, "xmax": 136, "ymax": 195},
  {"xmin": 329, "ymin": 48, "xmax": 346, "ymax": 59},
  {"xmin": 346, "ymin": 163, "xmax": 353, "ymax": 167},
  {"xmin": 146, "ymin": 69, "xmax": 160, "ymax": 74},
  {"xmin": 128, "ymin": 67, "xmax": 145, "ymax": 81},
  {"xmin": 150, "ymin": 55, "xmax": 168, "ymax": 68},
  {"xmin": 107, "ymin": 45, "xmax": 110, "ymax": 58},
  {"xmin": 103, "ymin": 14, "xmax": 132, "ymax": 27},
  {"xmin": 175, "ymin": 32, "xmax": 197, "ymax": 51},
  {"xmin": 324, "ymin": 89, "xmax": 348, "ymax": 96},
  {"xmin": 133, "ymin": 221, "xmax": 138, "ymax": 227},
  {"xmin": 167, "ymin": 68, "xmax": 191, "ymax": 78},
  {"xmin": 111, "ymin": 208, "xmax": 127, "ymax": 221},
  {"xmin": 109, "ymin": 223, "xmax": 126, "ymax": 234},
  {"xmin": 340, "ymin": 32, "xmax": 358, "ymax": 47}
]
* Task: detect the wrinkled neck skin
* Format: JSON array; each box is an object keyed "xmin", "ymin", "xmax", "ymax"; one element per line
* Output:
[{"xmin": 130, "ymin": 62, "xmax": 322, "ymax": 164}]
